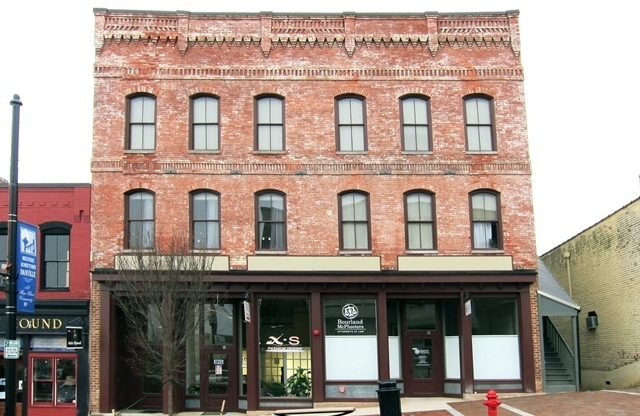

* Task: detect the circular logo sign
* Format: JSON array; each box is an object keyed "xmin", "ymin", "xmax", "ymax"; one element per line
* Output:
[{"xmin": 342, "ymin": 304, "xmax": 359, "ymax": 320}]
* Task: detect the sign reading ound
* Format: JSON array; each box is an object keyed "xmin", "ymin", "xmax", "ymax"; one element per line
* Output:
[{"xmin": 17, "ymin": 221, "xmax": 37, "ymax": 314}]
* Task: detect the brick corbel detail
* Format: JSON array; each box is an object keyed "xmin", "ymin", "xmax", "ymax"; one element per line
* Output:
[
  {"xmin": 260, "ymin": 12, "xmax": 273, "ymax": 58},
  {"xmin": 425, "ymin": 13, "xmax": 439, "ymax": 58},
  {"xmin": 507, "ymin": 10, "xmax": 521, "ymax": 58},
  {"xmin": 343, "ymin": 13, "xmax": 356, "ymax": 58},
  {"xmin": 177, "ymin": 10, "xmax": 190, "ymax": 56},
  {"xmin": 94, "ymin": 8, "xmax": 106, "ymax": 56}
]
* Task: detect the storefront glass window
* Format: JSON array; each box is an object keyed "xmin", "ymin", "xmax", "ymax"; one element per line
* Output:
[
  {"xmin": 185, "ymin": 302, "xmax": 234, "ymax": 398},
  {"xmin": 33, "ymin": 358, "xmax": 53, "ymax": 403},
  {"xmin": 143, "ymin": 352, "xmax": 163, "ymax": 394},
  {"xmin": 240, "ymin": 311, "xmax": 247, "ymax": 396},
  {"xmin": 203, "ymin": 303, "xmax": 234, "ymax": 345},
  {"xmin": 56, "ymin": 358, "xmax": 76, "ymax": 403},
  {"xmin": 31, "ymin": 354, "xmax": 76, "ymax": 406},
  {"xmin": 471, "ymin": 297, "xmax": 520, "ymax": 379},
  {"xmin": 324, "ymin": 298, "xmax": 377, "ymax": 380},
  {"xmin": 387, "ymin": 301, "xmax": 401, "ymax": 379},
  {"xmin": 143, "ymin": 304, "xmax": 163, "ymax": 394},
  {"xmin": 443, "ymin": 300, "xmax": 460, "ymax": 379},
  {"xmin": 259, "ymin": 298, "xmax": 311, "ymax": 398},
  {"xmin": 406, "ymin": 301, "xmax": 436, "ymax": 331}
]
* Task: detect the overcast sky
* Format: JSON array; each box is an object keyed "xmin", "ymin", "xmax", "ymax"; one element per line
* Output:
[{"xmin": 1, "ymin": 0, "xmax": 638, "ymax": 255}]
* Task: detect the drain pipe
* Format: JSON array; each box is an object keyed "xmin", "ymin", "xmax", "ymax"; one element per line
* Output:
[{"xmin": 564, "ymin": 251, "xmax": 572, "ymax": 297}]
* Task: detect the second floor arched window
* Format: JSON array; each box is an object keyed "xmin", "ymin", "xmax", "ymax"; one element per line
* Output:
[
  {"xmin": 339, "ymin": 191, "xmax": 370, "ymax": 250},
  {"xmin": 256, "ymin": 191, "xmax": 286, "ymax": 250},
  {"xmin": 405, "ymin": 191, "xmax": 436, "ymax": 250},
  {"xmin": 40, "ymin": 222, "xmax": 72, "ymax": 290},
  {"xmin": 470, "ymin": 191, "xmax": 501, "ymax": 249},
  {"xmin": 126, "ymin": 190, "xmax": 155, "ymax": 249},
  {"xmin": 191, "ymin": 191, "xmax": 220, "ymax": 250}
]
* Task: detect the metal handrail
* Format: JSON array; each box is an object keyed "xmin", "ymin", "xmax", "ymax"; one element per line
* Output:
[{"xmin": 544, "ymin": 317, "xmax": 576, "ymax": 384}]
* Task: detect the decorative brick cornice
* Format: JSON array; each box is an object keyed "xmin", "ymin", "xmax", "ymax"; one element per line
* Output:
[
  {"xmin": 91, "ymin": 160, "xmax": 531, "ymax": 175},
  {"xmin": 94, "ymin": 10, "xmax": 522, "ymax": 58},
  {"xmin": 94, "ymin": 65, "xmax": 523, "ymax": 81}
]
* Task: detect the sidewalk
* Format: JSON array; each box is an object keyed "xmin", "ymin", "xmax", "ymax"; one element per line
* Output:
[{"xmin": 102, "ymin": 389, "xmax": 640, "ymax": 416}]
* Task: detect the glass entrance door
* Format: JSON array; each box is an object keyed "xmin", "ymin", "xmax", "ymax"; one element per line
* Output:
[
  {"xmin": 404, "ymin": 335, "xmax": 440, "ymax": 395},
  {"xmin": 196, "ymin": 302, "xmax": 237, "ymax": 412},
  {"xmin": 402, "ymin": 300, "xmax": 442, "ymax": 396},
  {"xmin": 203, "ymin": 350, "xmax": 237, "ymax": 412}
]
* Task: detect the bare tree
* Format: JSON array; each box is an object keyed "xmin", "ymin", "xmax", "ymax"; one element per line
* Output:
[{"xmin": 107, "ymin": 233, "xmax": 218, "ymax": 415}]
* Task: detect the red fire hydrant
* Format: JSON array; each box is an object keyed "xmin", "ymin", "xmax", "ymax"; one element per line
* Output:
[{"xmin": 483, "ymin": 389, "xmax": 502, "ymax": 416}]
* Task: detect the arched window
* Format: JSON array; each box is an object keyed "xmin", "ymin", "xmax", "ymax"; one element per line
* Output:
[
  {"xmin": 470, "ymin": 191, "xmax": 501, "ymax": 249},
  {"xmin": 401, "ymin": 96, "xmax": 431, "ymax": 152},
  {"xmin": 464, "ymin": 95, "xmax": 495, "ymax": 152},
  {"xmin": 405, "ymin": 191, "xmax": 436, "ymax": 250},
  {"xmin": 255, "ymin": 191, "xmax": 286, "ymax": 250},
  {"xmin": 40, "ymin": 222, "xmax": 72, "ymax": 289},
  {"xmin": 255, "ymin": 96, "xmax": 284, "ymax": 151},
  {"xmin": 127, "ymin": 94, "xmax": 156, "ymax": 150},
  {"xmin": 191, "ymin": 191, "xmax": 220, "ymax": 249},
  {"xmin": 339, "ymin": 191, "xmax": 370, "ymax": 250},
  {"xmin": 191, "ymin": 95, "xmax": 220, "ymax": 151},
  {"xmin": 336, "ymin": 95, "xmax": 367, "ymax": 152},
  {"xmin": 126, "ymin": 190, "xmax": 155, "ymax": 249}
]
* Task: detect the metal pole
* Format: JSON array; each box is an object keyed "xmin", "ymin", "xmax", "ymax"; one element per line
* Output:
[{"xmin": 5, "ymin": 94, "xmax": 22, "ymax": 416}]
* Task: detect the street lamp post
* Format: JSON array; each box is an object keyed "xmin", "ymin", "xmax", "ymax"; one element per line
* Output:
[{"xmin": 4, "ymin": 94, "xmax": 23, "ymax": 416}]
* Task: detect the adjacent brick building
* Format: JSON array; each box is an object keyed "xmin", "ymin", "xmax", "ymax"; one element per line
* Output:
[
  {"xmin": 90, "ymin": 8, "xmax": 540, "ymax": 414},
  {"xmin": 0, "ymin": 183, "xmax": 91, "ymax": 416},
  {"xmin": 541, "ymin": 197, "xmax": 640, "ymax": 390}
]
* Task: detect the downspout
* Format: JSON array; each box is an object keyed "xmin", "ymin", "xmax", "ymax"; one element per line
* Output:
[
  {"xmin": 564, "ymin": 250, "xmax": 580, "ymax": 390},
  {"xmin": 564, "ymin": 251, "xmax": 572, "ymax": 297}
]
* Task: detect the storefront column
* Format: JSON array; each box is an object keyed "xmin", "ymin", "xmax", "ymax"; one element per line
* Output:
[
  {"xmin": 99, "ymin": 288, "xmax": 115, "ymax": 412},
  {"xmin": 459, "ymin": 293, "xmax": 474, "ymax": 394},
  {"xmin": 519, "ymin": 289, "xmax": 536, "ymax": 393},
  {"xmin": 246, "ymin": 296, "xmax": 258, "ymax": 411},
  {"xmin": 376, "ymin": 292, "xmax": 389, "ymax": 381},
  {"xmin": 310, "ymin": 292, "xmax": 325, "ymax": 401},
  {"xmin": 77, "ymin": 329, "xmax": 89, "ymax": 416}
]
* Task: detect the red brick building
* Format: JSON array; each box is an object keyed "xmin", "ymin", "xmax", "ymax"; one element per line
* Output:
[
  {"xmin": 90, "ymin": 9, "xmax": 540, "ymax": 414},
  {"xmin": 0, "ymin": 183, "xmax": 91, "ymax": 416}
]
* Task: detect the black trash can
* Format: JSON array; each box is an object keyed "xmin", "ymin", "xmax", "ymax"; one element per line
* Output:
[{"xmin": 376, "ymin": 380, "xmax": 402, "ymax": 416}]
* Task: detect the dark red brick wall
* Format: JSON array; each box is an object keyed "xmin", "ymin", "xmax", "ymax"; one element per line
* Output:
[{"xmin": 0, "ymin": 184, "xmax": 91, "ymax": 300}]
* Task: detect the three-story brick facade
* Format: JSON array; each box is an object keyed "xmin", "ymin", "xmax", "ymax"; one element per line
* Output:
[{"xmin": 90, "ymin": 9, "xmax": 540, "ymax": 414}]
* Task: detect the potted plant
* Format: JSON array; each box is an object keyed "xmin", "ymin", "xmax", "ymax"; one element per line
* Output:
[
  {"xmin": 261, "ymin": 379, "xmax": 286, "ymax": 397},
  {"xmin": 286, "ymin": 367, "xmax": 311, "ymax": 397}
]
